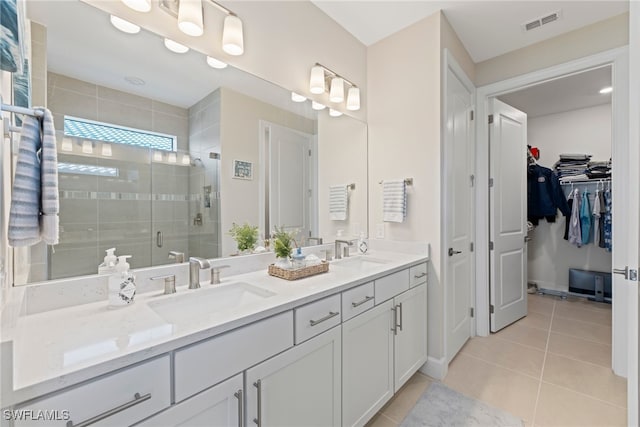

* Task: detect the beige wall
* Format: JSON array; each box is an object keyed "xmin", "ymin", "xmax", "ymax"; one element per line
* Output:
[
  {"xmin": 367, "ymin": 11, "xmax": 445, "ymax": 361},
  {"xmin": 440, "ymin": 13, "xmax": 476, "ymax": 84},
  {"xmin": 219, "ymin": 87, "xmax": 316, "ymax": 255},
  {"xmin": 476, "ymin": 13, "xmax": 629, "ymax": 86},
  {"xmin": 83, "ymin": 0, "xmax": 367, "ymax": 121},
  {"xmin": 317, "ymin": 113, "xmax": 368, "ymax": 241}
]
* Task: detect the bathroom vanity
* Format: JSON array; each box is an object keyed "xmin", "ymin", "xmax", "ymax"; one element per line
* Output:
[{"xmin": 0, "ymin": 247, "xmax": 428, "ymax": 427}]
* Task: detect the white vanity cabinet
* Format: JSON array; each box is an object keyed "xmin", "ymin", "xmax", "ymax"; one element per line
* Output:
[
  {"xmin": 245, "ymin": 326, "xmax": 342, "ymax": 427},
  {"xmin": 393, "ymin": 283, "xmax": 427, "ymax": 391},
  {"xmin": 137, "ymin": 374, "xmax": 243, "ymax": 427}
]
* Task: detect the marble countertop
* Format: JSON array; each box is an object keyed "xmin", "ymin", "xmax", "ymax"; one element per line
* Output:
[{"xmin": 1, "ymin": 246, "xmax": 428, "ymax": 405}]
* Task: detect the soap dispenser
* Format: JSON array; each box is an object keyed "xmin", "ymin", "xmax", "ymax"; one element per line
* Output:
[
  {"xmin": 108, "ymin": 255, "xmax": 136, "ymax": 308},
  {"xmin": 292, "ymin": 247, "xmax": 306, "ymax": 269},
  {"xmin": 98, "ymin": 248, "xmax": 118, "ymax": 275},
  {"xmin": 358, "ymin": 232, "xmax": 368, "ymax": 255}
]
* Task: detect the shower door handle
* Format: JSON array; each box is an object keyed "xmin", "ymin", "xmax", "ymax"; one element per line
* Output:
[{"xmin": 156, "ymin": 231, "xmax": 163, "ymax": 248}]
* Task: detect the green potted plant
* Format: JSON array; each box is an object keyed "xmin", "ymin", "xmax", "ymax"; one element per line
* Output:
[
  {"xmin": 228, "ymin": 222, "xmax": 259, "ymax": 254},
  {"xmin": 273, "ymin": 226, "xmax": 297, "ymax": 268}
]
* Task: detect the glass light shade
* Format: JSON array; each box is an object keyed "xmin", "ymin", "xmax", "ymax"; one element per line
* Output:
[
  {"xmin": 329, "ymin": 77, "xmax": 344, "ymax": 103},
  {"xmin": 178, "ymin": 0, "xmax": 203, "ymax": 37},
  {"xmin": 82, "ymin": 140, "xmax": 93, "ymax": 154},
  {"xmin": 599, "ymin": 86, "xmax": 613, "ymax": 94},
  {"xmin": 101, "ymin": 143, "xmax": 113, "ymax": 157},
  {"xmin": 181, "ymin": 154, "xmax": 191, "ymax": 165},
  {"xmin": 311, "ymin": 101, "xmax": 326, "ymax": 110},
  {"xmin": 164, "ymin": 38, "xmax": 189, "ymax": 53},
  {"xmin": 110, "ymin": 15, "xmax": 140, "ymax": 34},
  {"xmin": 346, "ymin": 86, "xmax": 361, "ymax": 111},
  {"xmin": 309, "ymin": 66, "xmax": 325, "ymax": 94},
  {"xmin": 153, "ymin": 151, "xmax": 163, "ymax": 162},
  {"xmin": 329, "ymin": 109, "xmax": 343, "ymax": 117},
  {"xmin": 222, "ymin": 15, "xmax": 244, "ymax": 56},
  {"xmin": 206, "ymin": 56, "xmax": 228, "ymax": 69},
  {"xmin": 61, "ymin": 137, "xmax": 73, "ymax": 152},
  {"xmin": 121, "ymin": 0, "xmax": 151, "ymax": 13},
  {"xmin": 168, "ymin": 153, "xmax": 177, "ymax": 163},
  {"xmin": 291, "ymin": 92, "xmax": 307, "ymax": 102}
]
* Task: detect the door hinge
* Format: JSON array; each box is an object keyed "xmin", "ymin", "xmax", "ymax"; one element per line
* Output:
[
  {"xmin": 488, "ymin": 114, "xmax": 494, "ymax": 124},
  {"xmin": 470, "ymin": 174, "xmax": 475, "ymax": 187},
  {"xmin": 489, "ymin": 241, "xmax": 494, "ymax": 250},
  {"xmin": 631, "ymin": 269, "xmax": 638, "ymax": 281},
  {"xmin": 489, "ymin": 178, "xmax": 494, "ymax": 188},
  {"xmin": 470, "ymin": 110, "xmax": 474, "ymax": 121},
  {"xmin": 490, "ymin": 304, "xmax": 495, "ymax": 314},
  {"xmin": 470, "ymin": 242, "xmax": 474, "ymax": 252},
  {"xmin": 308, "ymin": 149, "xmax": 312, "ymax": 156},
  {"xmin": 470, "ymin": 307, "xmax": 474, "ymax": 318},
  {"xmin": 308, "ymin": 189, "xmax": 312, "ymax": 197}
]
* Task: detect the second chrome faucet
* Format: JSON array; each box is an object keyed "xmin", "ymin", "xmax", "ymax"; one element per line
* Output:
[{"xmin": 189, "ymin": 257, "xmax": 210, "ymax": 289}]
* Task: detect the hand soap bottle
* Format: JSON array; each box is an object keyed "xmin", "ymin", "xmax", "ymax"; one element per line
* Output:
[
  {"xmin": 358, "ymin": 232, "xmax": 368, "ymax": 255},
  {"xmin": 108, "ymin": 255, "xmax": 136, "ymax": 308},
  {"xmin": 98, "ymin": 248, "xmax": 118, "ymax": 275},
  {"xmin": 292, "ymin": 247, "xmax": 306, "ymax": 269}
]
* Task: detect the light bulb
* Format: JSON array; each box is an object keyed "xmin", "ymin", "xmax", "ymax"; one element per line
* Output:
[
  {"xmin": 329, "ymin": 109, "xmax": 343, "ymax": 117},
  {"xmin": 329, "ymin": 77, "xmax": 344, "ymax": 103},
  {"xmin": 82, "ymin": 140, "xmax": 93, "ymax": 154},
  {"xmin": 164, "ymin": 38, "xmax": 189, "ymax": 54},
  {"xmin": 101, "ymin": 143, "xmax": 112, "ymax": 157},
  {"xmin": 178, "ymin": 0, "xmax": 203, "ymax": 37},
  {"xmin": 121, "ymin": 0, "xmax": 151, "ymax": 13},
  {"xmin": 311, "ymin": 101, "xmax": 326, "ymax": 110},
  {"xmin": 309, "ymin": 65, "xmax": 325, "ymax": 94},
  {"xmin": 110, "ymin": 15, "xmax": 140, "ymax": 34},
  {"xmin": 206, "ymin": 56, "xmax": 228, "ymax": 69},
  {"xmin": 168, "ymin": 153, "xmax": 177, "ymax": 163},
  {"xmin": 222, "ymin": 15, "xmax": 244, "ymax": 56},
  {"xmin": 291, "ymin": 92, "xmax": 307, "ymax": 102},
  {"xmin": 346, "ymin": 86, "xmax": 360, "ymax": 111},
  {"xmin": 61, "ymin": 137, "xmax": 73, "ymax": 152}
]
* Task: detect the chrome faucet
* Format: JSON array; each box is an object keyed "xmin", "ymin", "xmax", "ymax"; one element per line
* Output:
[
  {"xmin": 150, "ymin": 274, "xmax": 177, "ymax": 295},
  {"xmin": 210, "ymin": 265, "xmax": 230, "ymax": 285},
  {"xmin": 168, "ymin": 251, "xmax": 185, "ymax": 263},
  {"xmin": 335, "ymin": 239, "xmax": 354, "ymax": 260},
  {"xmin": 307, "ymin": 236, "xmax": 323, "ymax": 245},
  {"xmin": 189, "ymin": 257, "xmax": 210, "ymax": 289}
]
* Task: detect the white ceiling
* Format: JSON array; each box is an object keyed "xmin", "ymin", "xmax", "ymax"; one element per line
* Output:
[{"xmin": 311, "ymin": 1, "xmax": 629, "ymax": 62}]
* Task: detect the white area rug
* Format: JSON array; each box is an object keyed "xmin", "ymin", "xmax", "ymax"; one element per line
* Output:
[{"xmin": 400, "ymin": 382, "xmax": 524, "ymax": 427}]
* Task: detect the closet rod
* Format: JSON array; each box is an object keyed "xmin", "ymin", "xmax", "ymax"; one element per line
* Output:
[{"xmin": 560, "ymin": 179, "xmax": 611, "ymax": 185}]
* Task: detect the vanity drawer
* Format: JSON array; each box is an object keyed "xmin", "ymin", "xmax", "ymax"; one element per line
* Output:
[
  {"xmin": 16, "ymin": 356, "xmax": 170, "ymax": 427},
  {"xmin": 375, "ymin": 269, "xmax": 410, "ymax": 304},
  {"xmin": 295, "ymin": 294, "xmax": 341, "ymax": 344},
  {"xmin": 174, "ymin": 311, "xmax": 293, "ymax": 402},
  {"xmin": 342, "ymin": 282, "xmax": 375, "ymax": 321},
  {"xmin": 409, "ymin": 263, "xmax": 428, "ymax": 288}
]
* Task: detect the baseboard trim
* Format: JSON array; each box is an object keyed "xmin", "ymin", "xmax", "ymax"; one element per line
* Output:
[{"xmin": 420, "ymin": 355, "xmax": 448, "ymax": 380}]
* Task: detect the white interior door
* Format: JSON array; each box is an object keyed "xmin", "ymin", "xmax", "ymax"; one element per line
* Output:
[
  {"xmin": 444, "ymin": 60, "xmax": 475, "ymax": 362},
  {"xmin": 264, "ymin": 123, "xmax": 313, "ymax": 239},
  {"xmin": 489, "ymin": 99, "xmax": 528, "ymax": 332}
]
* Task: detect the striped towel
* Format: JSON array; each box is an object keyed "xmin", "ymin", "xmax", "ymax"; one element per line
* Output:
[
  {"xmin": 329, "ymin": 184, "xmax": 348, "ymax": 221},
  {"xmin": 8, "ymin": 108, "xmax": 59, "ymax": 246},
  {"xmin": 383, "ymin": 180, "xmax": 407, "ymax": 223}
]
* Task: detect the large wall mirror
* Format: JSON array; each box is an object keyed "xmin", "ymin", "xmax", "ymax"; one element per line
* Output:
[{"xmin": 12, "ymin": 0, "xmax": 368, "ymax": 285}]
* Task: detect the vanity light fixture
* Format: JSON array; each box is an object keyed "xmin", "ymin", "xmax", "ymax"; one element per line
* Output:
[
  {"xmin": 181, "ymin": 154, "xmax": 191, "ymax": 165},
  {"xmin": 101, "ymin": 143, "xmax": 113, "ymax": 157},
  {"xmin": 110, "ymin": 15, "xmax": 141, "ymax": 34},
  {"xmin": 153, "ymin": 151, "xmax": 163, "ymax": 162},
  {"xmin": 168, "ymin": 152, "xmax": 178, "ymax": 163},
  {"xmin": 178, "ymin": 0, "xmax": 204, "ymax": 37},
  {"xmin": 599, "ymin": 86, "xmax": 613, "ymax": 94},
  {"xmin": 291, "ymin": 92, "xmax": 307, "ymax": 103},
  {"xmin": 222, "ymin": 14, "xmax": 244, "ymax": 55},
  {"xmin": 329, "ymin": 109, "xmax": 343, "ymax": 117},
  {"xmin": 206, "ymin": 56, "xmax": 227, "ymax": 69},
  {"xmin": 309, "ymin": 63, "xmax": 361, "ymax": 111},
  {"xmin": 122, "ymin": 0, "xmax": 151, "ymax": 13},
  {"xmin": 82, "ymin": 140, "xmax": 94, "ymax": 154},
  {"xmin": 311, "ymin": 101, "xmax": 326, "ymax": 111},
  {"xmin": 164, "ymin": 38, "xmax": 190, "ymax": 53},
  {"xmin": 61, "ymin": 137, "xmax": 73, "ymax": 152}
]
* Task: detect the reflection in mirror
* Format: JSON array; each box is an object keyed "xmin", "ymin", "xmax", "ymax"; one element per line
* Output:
[{"xmin": 14, "ymin": 0, "xmax": 367, "ymax": 285}]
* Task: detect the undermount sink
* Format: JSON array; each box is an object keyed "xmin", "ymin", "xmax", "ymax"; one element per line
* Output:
[
  {"xmin": 332, "ymin": 256, "xmax": 390, "ymax": 271},
  {"xmin": 148, "ymin": 282, "xmax": 276, "ymax": 325}
]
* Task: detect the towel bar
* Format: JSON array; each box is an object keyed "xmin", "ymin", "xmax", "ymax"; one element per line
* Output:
[{"xmin": 379, "ymin": 178, "xmax": 413, "ymax": 185}]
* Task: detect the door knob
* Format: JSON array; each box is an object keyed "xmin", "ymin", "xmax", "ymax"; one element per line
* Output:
[{"xmin": 448, "ymin": 248, "xmax": 462, "ymax": 257}]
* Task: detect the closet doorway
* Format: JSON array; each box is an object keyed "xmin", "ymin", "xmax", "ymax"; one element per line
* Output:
[{"xmin": 475, "ymin": 48, "xmax": 631, "ymax": 377}]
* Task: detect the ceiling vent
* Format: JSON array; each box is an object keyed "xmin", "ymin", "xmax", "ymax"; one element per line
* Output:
[{"xmin": 522, "ymin": 10, "xmax": 562, "ymax": 32}]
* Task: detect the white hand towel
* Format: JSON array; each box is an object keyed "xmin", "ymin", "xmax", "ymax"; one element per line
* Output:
[
  {"xmin": 383, "ymin": 180, "xmax": 406, "ymax": 223},
  {"xmin": 329, "ymin": 184, "xmax": 348, "ymax": 221}
]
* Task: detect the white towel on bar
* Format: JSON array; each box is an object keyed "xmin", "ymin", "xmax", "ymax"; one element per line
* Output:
[
  {"xmin": 8, "ymin": 108, "xmax": 59, "ymax": 246},
  {"xmin": 329, "ymin": 184, "xmax": 348, "ymax": 221},
  {"xmin": 383, "ymin": 180, "xmax": 407, "ymax": 223}
]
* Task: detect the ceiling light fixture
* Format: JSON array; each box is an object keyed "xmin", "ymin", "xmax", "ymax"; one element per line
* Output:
[
  {"xmin": 291, "ymin": 92, "xmax": 307, "ymax": 103},
  {"xmin": 329, "ymin": 109, "xmax": 343, "ymax": 117},
  {"xmin": 101, "ymin": 143, "xmax": 113, "ymax": 157},
  {"xmin": 122, "ymin": 0, "xmax": 151, "ymax": 13},
  {"xmin": 599, "ymin": 86, "xmax": 613, "ymax": 94},
  {"xmin": 178, "ymin": 0, "xmax": 204, "ymax": 37},
  {"xmin": 206, "ymin": 56, "xmax": 227, "ymax": 69},
  {"xmin": 311, "ymin": 101, "xmax": 326, "ymax": 111},
  {"xmin": 164, "ymin": 38, "xmax": 190, "ymax": 53},
  {"xmin": 110, "ymin": 15, "xmax": 141, "ymax": 34},
  {"xmin": 309, "ymin": 63, "xmax": 361, "ymax": 111}
]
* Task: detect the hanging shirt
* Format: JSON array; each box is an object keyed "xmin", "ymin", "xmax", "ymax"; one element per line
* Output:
[
  {"xmin": 598, "ymin": 190, "xmax": 606, "ymax": 248},
  {"xmin": 568, "ymin": 189, "xmax": 582, "ymax": 247},
  {"xmin": 604, "ymin": 189, "xmax": 612, "ymax": 251},
  {"xmin": 593, "ymin": 190, "xmax": 601, "ymax": 247},
  {"xmin": 564, "ymin": 195, "xmax": 574, "ymax": 241},
  {"xmin": 580, "ymin": 190, "xmax": 591, "ymax": 245},
  {"xmin": 527, "ymin": 165, "xmax": 571, "ymax": 225}
]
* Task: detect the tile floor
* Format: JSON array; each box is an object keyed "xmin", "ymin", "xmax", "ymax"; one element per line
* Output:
[{"xmin": 366, "ymin": 293, "xmax": 627, "ymax": 427}]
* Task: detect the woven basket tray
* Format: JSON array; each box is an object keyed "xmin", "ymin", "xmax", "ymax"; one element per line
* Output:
[{"xmin": 268, "ymin": 261, "xmax": 329, "ymax": 281}]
